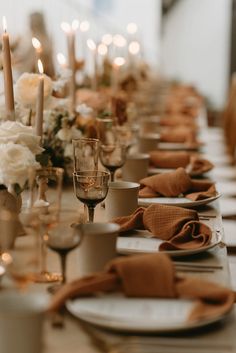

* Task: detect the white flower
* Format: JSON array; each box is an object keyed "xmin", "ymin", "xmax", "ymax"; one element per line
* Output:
[
  {"xmin": 64, "ymin": 143, "xmax": 73, "ymax": 158},
  {"xmin": 0, "ymin": 121, "xmax": 43, "ymax": 154},
  {"xmin": 76, "ymin": 103, "xmax": 93, "ymax": 116},
  {"xmin": 0, "ymin": 143, "xmax": 40, "ymax": 188},
  {"xmin": 56, "ymin": 128, "xmax": 72, "ymax": 142},
  {"xmin": 15, "ymin": 72, "xmax": 53, "ymax": 108}
]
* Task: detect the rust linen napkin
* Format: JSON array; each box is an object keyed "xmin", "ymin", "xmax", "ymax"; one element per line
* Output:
[
  {"xmin": 48, "ymin": 253, "xmax": 234, "ymax": 323},
  {"xmin": 160, "ymin": 127, "xmax": 198, "ymax": 144},
  {"xmin": 139, "ymin": 168, "xmax": 217, "ymax": 201},
  {"xmin": 149, "ymin": 151, "xmax": 214, "ymax": 174},
  {"xmin": 160, "ymin": 115, "xmax": 198, "ymax": 129},
  {"xmin": 113, "ymin": 204, "xmax": 211, "ymax": 251}
]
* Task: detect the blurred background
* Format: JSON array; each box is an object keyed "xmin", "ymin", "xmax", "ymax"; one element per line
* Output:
[{"xmin": 0, "ymin": 0, "xmax": 233, "ymax": 116}]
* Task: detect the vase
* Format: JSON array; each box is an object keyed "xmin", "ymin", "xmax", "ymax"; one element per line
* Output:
[{"xmin": 0, "ymin": 188, "xmax": 23, "ymax": 250}]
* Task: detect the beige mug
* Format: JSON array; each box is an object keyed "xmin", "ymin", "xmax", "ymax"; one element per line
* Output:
[
  {"xmin": 138, "ymin": 133, "xmax": 160, "ymax": 153},
  {"xmin": 105, "ymin": 181, "xmax": 140, "ymax": 220},
  {"xmin": 0, "ymin": 292, "xmax": 47, "ymax": 353},
  {"xmin": 122, "ymin": 153, "xmax": 150, "ymax": 182},
  {"xmin": 76, "ymin": 222, "xmax": 120, "ymax": 276}
]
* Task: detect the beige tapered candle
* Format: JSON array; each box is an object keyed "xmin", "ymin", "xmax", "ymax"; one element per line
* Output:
[
  {"xmin": 112, "ymin": 57, "xmax": 126, "ymax": 95},
  {"xmin": 35, "ymin": 60, "xmax": 44, "ymax": 138},
  {"xmin": 61, "ymin": 20, "xmax": 78, "ymax": 114},
  {"xmin": 87, "ymin": 39, "xmax": 97, "ymax": 91},
  {"xmin": 2, "ymin": 16, "xmax": 15, "ymax": 120}
]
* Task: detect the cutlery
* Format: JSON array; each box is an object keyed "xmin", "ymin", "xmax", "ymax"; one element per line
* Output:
[{"xmin": 173, "ymin": 262, "xmax": 223, "ymax": 270}]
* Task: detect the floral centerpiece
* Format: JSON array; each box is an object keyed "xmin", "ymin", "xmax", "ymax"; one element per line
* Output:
[{"xmin": 0, "ymin": 120, "xmax": 42, "ymax": 195}]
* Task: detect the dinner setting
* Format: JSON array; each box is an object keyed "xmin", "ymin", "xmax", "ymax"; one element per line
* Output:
[{"xmin": 1, "ymin": 0, "xmax": 236, "ymax": 352}]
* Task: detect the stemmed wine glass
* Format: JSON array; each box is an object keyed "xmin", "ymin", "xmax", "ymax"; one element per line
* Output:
[
  {"xmin": 33, "ymin": 167, "xmax": 64, "ymax": 283},
  {"xmin": 73, "ymin": 170, "xmax": 110, "ymax": 222},
  {"xmin": 72, "ymin": 138, "xmax": 100, "ymax": 171},
  {"xmin": 72, "ymin": 138, "xmax": 100, "ymax": 221},
  {"xmin": 99, "ymin": 143, "xmax": 127, "ymax": 181},
  {"xmin": 46, "ymin": 210, "xmax": 81, "ymax": 291}
]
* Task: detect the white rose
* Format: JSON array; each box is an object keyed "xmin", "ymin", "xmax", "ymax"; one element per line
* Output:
[
  {"xmin": 15, "ymin": 72, "xmax": 53, "ymax": 108},
  {"xmin": 0, "ymin": 121, "xmax": 43, "ymax": 154},
  {"xmin": 76, "ymin": 103, "xmax": 93, "ymax": 116},
  {"xmin": 56, "ymin": 128, "xmax": 72, "ymax": 142},
  {"xmin": 64, "ymin": 143, "xmax": 73, "ymax": 158},
  {"xmin": 0, "ymin": 143, "xmax": 40, "ymax": 188}
]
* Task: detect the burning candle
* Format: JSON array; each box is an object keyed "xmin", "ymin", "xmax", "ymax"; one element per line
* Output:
[
  {"xmin": 32, "ymin": 37, "xmax": 42, "ymax": 71},
  {"xmin": 112, "ymin": 56, "xmax": 125, "ymax": 94},
  {"xmin": 87, "ymin": 39, "xmax": 97, "ymax": 91},
  {"xmin": 2, "ymin": 16, "xmax": 15, "ymax": 120},
  {"xmin": 35, "ymin": 59, "xmax": 44, "ymax": 138},
  {"xmin": 61, "ymin": 20, "xmax": 79, "ymax": 113}
]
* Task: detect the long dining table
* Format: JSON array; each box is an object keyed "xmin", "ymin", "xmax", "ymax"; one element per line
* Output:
[{"xmin": 4, "ymin": 122, "xmax": 236, "ymax": 353}]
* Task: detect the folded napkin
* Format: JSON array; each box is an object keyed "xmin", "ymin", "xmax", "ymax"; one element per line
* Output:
[
  {"xmin": 160, "ymin": 115, "xmax": 198, "ymax": 129},
  {"xmin": 149, "ymin": 151, "xmax": 214, "ymax": 175},
  {"xmin": 139, "ymin": 168, "xmax": 217, "ymax": 201},
  {"xmin": 48, "ymin": 253, "xmax": 235, "ymax": 323},
  {"xmin": 113, "ymin": 204, "xmax": 211, "ymax": 251},
  {"xmin": 160, "ymin": 127, "xmax": 198, "ymax": 145}
]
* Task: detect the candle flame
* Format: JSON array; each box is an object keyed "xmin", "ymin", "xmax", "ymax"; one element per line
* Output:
[
  {"xmin": 97, "ymin": 43, "xmax": 108, "ymax": 56},
  {"xmin": 128, "ymin": 41, "xmax": 140, "ymax": 55},
  {"xmin": 126, "ymin": 22, "xmax": 138, "ymax": 34},
  {"xmin": 32, "ymin": 37, "xmax": 42, "ymax": 50},
  {"xmin": 87, "ymin": 39, "xmax": 96, "ymax": 51},
  {"xmin": 38, "ymin": 59, "xmax": 44, "ymax": 74},
  {"xmin": 114, "ymin": 57, "xmax": 126, "ymax": 67},
  {"xmin": 61, "ymin": 21, "xmax": 71, "ymax": 33},
  {"xmin": 71, "ymin": 19, "xmax": 79, "ymax": 31},
  {"xmin": 102, "ymin": 33, "xmax": 113, "ymax": 46},
  {"xmin": 80, "ymin": 20, "xmax": 90, "ymax": 32},
  {"xmin": 2, "ymin": 16, "xmax": 7, "ymax": 32},
  {"xmin": 57, "ymin": 52, "xmax": 67, "ymax": 66},
  {"xmin": 113, "ymin": 34, "xmax": 127, "ymax": 48}
]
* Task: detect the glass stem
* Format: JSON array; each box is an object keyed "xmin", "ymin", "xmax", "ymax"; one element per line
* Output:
[
  {"xmin": 60, "ymin": 254, "xmax": 67, "ymax": 284},
  {"xmin": 41, "ymin": 233, "xmax": 48, "ymax": 274},
  {"xmin": 88, "ymin": 206, "xmax": 95, "ymax": 222},
  {"xmin": 110, "ymin": 171, "xmax": 115, "ymax": 182}
]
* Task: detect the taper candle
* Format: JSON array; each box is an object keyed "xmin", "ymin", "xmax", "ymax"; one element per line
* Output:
[
  {"xmin": 2, "ymin": 16, "xmax": 15, "ymax": 120},
  {"xmin": 35, "ymin": 59, "xmax": 44, "ymax": 138}
]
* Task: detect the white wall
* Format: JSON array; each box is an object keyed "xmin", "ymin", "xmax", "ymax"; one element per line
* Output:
[
  {"xmin": 0, "ymin": 0, "xmax": 161, "ymax": 67},
  {"xmin": 161, "ymin": 0, "xmax": 232, "ymax": 109}
]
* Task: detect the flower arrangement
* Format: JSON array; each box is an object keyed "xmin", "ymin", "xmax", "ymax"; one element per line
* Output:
[{"xmin": 0, "ymin": 121, "xmax": 42, "ymax": 192}]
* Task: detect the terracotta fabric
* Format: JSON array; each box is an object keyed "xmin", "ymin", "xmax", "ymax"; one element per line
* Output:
[
  {"xmin": 160, "ymin": 127, "xmax": 198, "ymax": 144},
  {"xmin": 149, "ymin": 151, "xmax": 191, "ymax": 169},
  {"xmin": 149, "ymin": 151, "xmax": 214, "ymax": 175},
  {"xmin": 160, "ymin": 115, "xmax": 198, "ymax": 128},
  {"xmin": 48, "ymin": 253, "xmax": 235, "ymax": 324},
  {"xmin": 139, "ymin": 168, "xmax": 217, "ymax": 201},
  {"xmin": 113, "ymin": 204, "xmax": 211, "ymax": 251}
]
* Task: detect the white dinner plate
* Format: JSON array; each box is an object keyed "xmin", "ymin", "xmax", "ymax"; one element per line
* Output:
[
  {"xmin": 158, "ymin": 142, "xmax": 201, "ymax": 151},
  {"xmin": 66, "ymin": 293, "xmax": 229, "ymax": 333},
  {"xmin": 148, "ymin": 167, "xmax": 209, "ymax": 177},
  {"xmin": 138, "ymin": 193, "xmax": 221, "ymax": 208},
  {"xmin": 116, "ymin": 226, "xmax": 222, "ymax": 257}
]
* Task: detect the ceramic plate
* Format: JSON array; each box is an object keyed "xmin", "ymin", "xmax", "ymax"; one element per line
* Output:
[
  {"xmin": 158, "ymin": 142, "xmax": 201, "ymax": 151},
  {"xmin": 138, "ymin": 193, "xmax": 221, "ymax": 209},
  {"xmin": 148, "ymin": 167, "xmax": 209, "ymax": 177},
  {"xmin": 116, "ymin": 225, "xmax": 222, "ymax": 257},
  {"xmin": 66, "ymin": 293, "xmax": 230, "ymax": 333}
]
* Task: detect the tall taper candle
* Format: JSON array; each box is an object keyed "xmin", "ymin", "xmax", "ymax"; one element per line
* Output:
[
  {"xmin": 35, "ymin": 60, "xmax": 44, "ymax": 138},
  {"xmin": 2, "ymin": 16, "xmax": 15, "ymax": 120}
]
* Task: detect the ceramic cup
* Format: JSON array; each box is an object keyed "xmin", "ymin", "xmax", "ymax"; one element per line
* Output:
[
  {"xmin": 105, "ymin": 181, "xmax": 140, "ymax": 220},
  {"xmin": 0, "ymin": 291, "xmax": 47, "ymax": 353},
  {"xmin": 139, "ymin": 116, "xmax": 160, "ymax": 135},
  {"xmin": 137, "ymin": 133, "xmax": 160, "ymax": 153},
  {"xmin": 77, "ymin": 222, "xmax": 120, "ymax": 276},
  {"xmin": 122, "ymin": 153, "xmax": 150, "ymax": 182}
]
